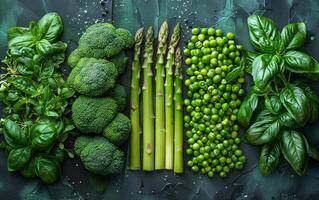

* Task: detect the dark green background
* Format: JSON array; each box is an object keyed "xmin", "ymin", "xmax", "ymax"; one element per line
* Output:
[{"xmin": 1, "ymin": 0, "xmax": 319, "ymax": 199}]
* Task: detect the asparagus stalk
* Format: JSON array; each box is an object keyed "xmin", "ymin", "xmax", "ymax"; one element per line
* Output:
[
  {"xmin": 155, "ymin": 21, "xmax": 169, "ymax": 170},
  {"xmin": 173, "ymin": 48, "xmax": 183, "ymax": 173},
  {"xmin": 165, "ymin": 23, "xmax": 181, "ymax": 170},
  {"xmin": 142, "ymin": 27, "xmax": 155, "ymax": 171},
  {"xmin": 129, "ymin": 28, "xmax": 144, "ymax": 170}
]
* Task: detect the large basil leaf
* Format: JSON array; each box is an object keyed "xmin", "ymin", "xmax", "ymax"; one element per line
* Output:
[
  {"xmin": 3, "ymin": 119, "xmax": 26, "ymax": 148},
  {"xmin": 9, "ymin": 77, "xmax": 37, "ymax": 95},
  {"xmin": 252, "ymin": 54, "xmax": 282, "ymax": 90},
  {"xmin": 37, "ymin": 12, "xmax": 63, "ymax": 42},
  {"xmin": 7, "ymin": 27, "xmax": 30, "ymax": 40},
  {"xmin": 284, "ymin": 51, "xmax": 315, "ymax": 73},
  {"xmin": 31, "ymin": 123, "xmax": 57, "ymax": 151},
  {"xmin": 259, "ymin": 142, "xmax": 281, "ymax": 176},
  {"xmin": 226, "ymin": 66, "xmax": 243, "ymax": 82},
  {"xmin": 280, "ymin": 84, "xmax": 311, "ymax": 124},
  {"xmin": 8, "ymin": 32, "xmax": 35, "ymax": 50},
  {"xmin": 247, "ymin": 15, "xmax": 281, "ymax": 53},
  {"xmin": 245, "ymin": 116, "xmax": 281, "ymax": 145},
  {"xmin": 281, "ymin": 23, "xmax": 306, "ymax": 50},
  {"xmin": 281, "ymin": 130, "xmax": 308, "ymax": 176},
  {"xmin": 20, "ymin": 158, "xmax": 36, "ymax": 178},
  {"xmin": 7, "ymin": 147, "xmax": 32, "ymax": 171},
  {"xmin": 238, "ymin": 92, "xmax": 259, "ymax": 127},
  {"xmin": 279, "ymin": 112, "xmax": 300, "ymax": 128},
  {"xmin": 34, "ymin": 155, "xmax": 60, "ymax": 184},
  {"xmin": 265, "ymin": 95, "xmax": 282, "ymax": 114}
]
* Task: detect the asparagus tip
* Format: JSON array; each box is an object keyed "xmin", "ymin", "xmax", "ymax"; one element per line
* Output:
[
  {"xmin": 135, "ymin": 27, "xmax": 144, "ymax": 45},
  {"xmin": 158, "ymin": 21, "xmax": 169, "ymax": 43}
]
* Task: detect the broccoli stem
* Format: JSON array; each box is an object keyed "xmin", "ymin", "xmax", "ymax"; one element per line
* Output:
[
  {"xmin": 155, "ymin": 21, "xmax": 168, "ymax": 170},
  {"xmin": 165, "ymin": 23, "xmax": 181, "ymax": 170},
  {"xmin": 173, "ymin": 48, "xmax": 183, "ymax": 173},
  {"xmin": 142, "ymin": 27, "xmax": 155, "ymax": 171},
  {"xmin": 129, "ymin": 28, "xmax": 144, "ymax": 170}
]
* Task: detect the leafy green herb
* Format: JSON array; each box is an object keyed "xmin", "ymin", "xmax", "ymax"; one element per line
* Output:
[{"xmin": 259, "ymin": 142, "xmax": 281, "ymax": 175}]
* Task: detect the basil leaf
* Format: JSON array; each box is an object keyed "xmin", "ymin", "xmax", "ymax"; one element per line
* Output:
[
  {"xmin": 284, "ymin": 51, "xmax": 315, "ymax": 73},
  {"xmin": 17, "ymin": 64, "xmax": 33, "ymax": 75},
  {"xmin": 31, "ymin": 123, "xmax": 57, "ymax": 151},
  {"xmin": 36, "ymin": 39, "xmax": 52, "ymax": 55},
  {"xmin": 238, "ymin": 92, "xmax": 259, "ymax": 127},
  {"xmin": 3, "ymin": 119, "xmax": 26, "ymax": 148},
  {"xmin": 252, "ymin": 54, "xmax": 282, "ymax": 90},
  {"xmin": 259, "ymin": 142, "xmax": 281, "ymax": 176},
  {"xmin": 20, "ymin": 158, "xmax": 36, "ymax": 178},
  {"xmin": 308, "ymin": 146, "xmax": 319, "ymax": 161},
  {"xmin": 34, "ymin": 155, "xmax": 60, "ymax": 184},
  {"xmin": 51, "ymin": 147, "xmax": 67, "ymax": 162},
  {"xmin": 9, "ymin": 77, "xmax": 37, "ymax": 95},
  {"xmin": 280, "ymin": 84, "xmax": 311, "ymax": 124},
  {"xmin": 281, "ymin": 130, "xmax": 308, "ymax": 176},
  {"xmin": 29, "ymin": 21, "xmax": 42, "ymax": 40},
  {"xmin": 278, "ymin": 112, "xmax": 302, "ymax": 128},
  {"xmin": 245, "ymin": 116, "xmax": 281, "ymax": 145},
  {"xmin": 247, "ymin": 15, "xmax": 281, "ymax": 53},
  {"xmin": 7, "ymin": 147, "xmax": 32, "ymax": 171},
  {"xmin": 293, "ymin": 80, "xmax": 319, "ymax": 103},
  {"xmin": 8, "ymin": 32, "xmax": 35, "ymax": 50},
  {"xmin": 50, "ymin": 41, "xmax": 67, "ymax": 54},
  {"xmin": 7, "ymin": 27, "xmax": 30, "ymax": 40},
  {"xmin": 37, "ymin": 12, "xmax": 63, "ymax": 42},
  {"xmin": 226, "ymin": 66, "xmax": 243, "ymax": 82},
  {"xmin": 265, "ymin": 95, "xmax": 282, "ymax": 114},
  {"xmin": 281, "ymin": 22, "xmax": 306, "ymax": 50}
]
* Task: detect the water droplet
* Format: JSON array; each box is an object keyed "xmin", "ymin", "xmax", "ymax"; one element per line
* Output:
[
  {"xmin": 310, "ymin": 36, "xmax": 315, "ymax": 40},
  {"xmin": 83, "ymin": 10, "xmax": 88, "ymax": 13}
]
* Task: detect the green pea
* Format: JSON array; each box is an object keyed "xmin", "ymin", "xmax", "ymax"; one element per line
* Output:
[
  {"xmin": 192, "ymin": 28, "xmax": 200, "ymax": 35},
  {"xmin": 215, "ymin": 29, "xmax": 223, "ymax": 37}
]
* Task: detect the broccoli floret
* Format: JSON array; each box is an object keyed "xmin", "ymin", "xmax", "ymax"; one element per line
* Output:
[
  {"xmin": 74, "ymin": 136, "xmax": 125, "ymax": 175},
  {"xmin": 116, "ymin": 28, "xmax": 135, "ymax": 49},
  {"xmin": 103, "ymin": 113, "xmax": 131, "ymax": 145},
  {"xmin": 72, "ymin": 96, "xmax": 118, "ymax": 134},
  {"xmin": 106, "ymin": 84, "xmax": 127, "ymax": 111},
  {"xmin": 68, "ymin": 57, "xmax": 118, "ymax": 96},
  {"xmin": 77, "ymin": 23, "xmax": 134, "ymax": 59},
  {"xmin": 68, "ymin": 48, "xmax": 84, "ymax": 68},
  {"xmin": 109, "ymin": 51, "xmax": 128, "ymax": 75}
]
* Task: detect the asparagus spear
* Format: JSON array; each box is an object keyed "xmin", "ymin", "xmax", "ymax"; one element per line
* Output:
[
  {"xmin": 129, "ymin": 28, "xmax": 144, "ymax": 170},
  {"xmin": 155, "ymin": 21, "xmax": 169, "ymax": 170},
  {"xmin": 173, "ymin": 48, "xmax": 183, "ymax": 173},
  {"xmin": 142, "ymin": 27, "xmax": 155, "ymax": 171},
  {"xmin": 165, "ymin": 23, "xmax": 181, "ymax": 170}
]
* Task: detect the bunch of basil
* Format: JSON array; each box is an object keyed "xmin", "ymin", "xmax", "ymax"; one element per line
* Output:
[
  {"xmin": 0, "ymin": 13, "xmax": 75, "ymax": 184},
  {"xmin": 235, "ymin": 15, "xmax": 319, "ymax": 176}
]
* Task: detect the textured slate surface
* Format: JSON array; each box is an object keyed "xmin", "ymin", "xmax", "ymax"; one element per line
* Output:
[{"xmin": 1, "ymin": 0, "xmax": 319, "ymax": 199}]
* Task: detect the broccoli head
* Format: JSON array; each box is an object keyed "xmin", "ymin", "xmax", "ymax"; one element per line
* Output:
[
  {"xmin": 68, "ymin": 57, "xmax": 118, "ymax": 96},
  {"xmin": 74, "ymin": 136, "xmax": 125, "ymax": 175},
  {"xmin": 109, "ymin": 51, "xmax": 128, "ymax": 75},
  {"xmin": 106, "ymin": 84, "xmax": 127, "ymax": 111},
  {"xmin": 103, "ymin": 113, "xmax": 131, "ymax": 146},
  {"xmin": 77, "ymin": 23, "xmax": 134, "ymax": 59},
  {"xmin": 72, "ymin": 96, "xmax": 118, "ymax": 134}
]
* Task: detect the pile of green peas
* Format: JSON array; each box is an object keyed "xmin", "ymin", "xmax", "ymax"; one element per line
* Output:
[{"xmin": 183, "ymin": 27, "xmax": 246, "ymax": 178}]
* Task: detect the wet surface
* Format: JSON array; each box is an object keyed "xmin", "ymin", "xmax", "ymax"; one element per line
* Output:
[{"xmin": 1, "ymin": 0, "xmax": 319, "ymax": 199}]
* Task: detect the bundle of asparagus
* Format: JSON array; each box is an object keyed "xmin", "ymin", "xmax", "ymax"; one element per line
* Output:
[{"xmin": 129, "ymin": 22, "xmax": 183, "ymax": 173}]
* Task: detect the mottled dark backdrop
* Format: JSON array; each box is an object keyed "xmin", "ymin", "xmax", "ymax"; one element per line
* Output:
[{"xmin": 1, "ymin": 0, "xmax": 319, "ymax": 199}]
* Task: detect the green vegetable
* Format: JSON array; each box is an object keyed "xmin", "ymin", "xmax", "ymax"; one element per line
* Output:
[
  {"xmin": 174, "ymin": 48, "xmax": 183, "ymax": 173},
  {"xmin": 72, "ymin": 96, "xmax": 118, "ymax": 134},
  {"xmin": 165, "ymin": 23, "xmax": 181, "ymax": 170},
  {"xmin": 103, "ymin": 113, "xmax": 131, "ymax": 146},
  {"xmin": 155, "ymin": 21, "xmax": 168, "ymax": 170},
  {"xmin": 106, "ymin": 84, "xmax": 127, "ymax": 112},
  {"xmin": 184, "ymin": 27, "xmax": 246, "ymax": 178},
  {"xmin": 68, "ymin": 57, "xmax": 118, "ymax": 96},
  {"xmin": 74, "ymin": 136, "xmax": 125, "ymax": 175},
  {"xmin": 67, "ymin": 23, "xmax": 134, "ymax": 67},
  {"xmin": 0, "ymin": 13, "xmax": 74, "ymax": 184},
  {"xmin": 129, "ymin": 28, "xmax": 144, "ymax": 170},
  {"xmin": 142, "ymin": 27, "xmax": 155, "ymax": 171},
  {"xmin": 239, "ymin": 15, "xmax": 319, "ymax": 176}
]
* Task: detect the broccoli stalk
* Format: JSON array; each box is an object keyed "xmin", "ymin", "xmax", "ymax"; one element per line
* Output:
[
  {"xmin": 165, "ymin": 23, "xmax": 181, "ymax": 170},
  {"xmin": 129, "ymin": 28, "xmax": 144, "ymax": 170},
  {"xmin": 142, "ymin": 27, "xmax": 155, "ymax": 171},
  {"xmin": 155, "ymin": 21, "xmax": 168, "ymax": 170},
  {"xmin": 173, "ymin": 48, "xmax": 183, "ymax": 173}
]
